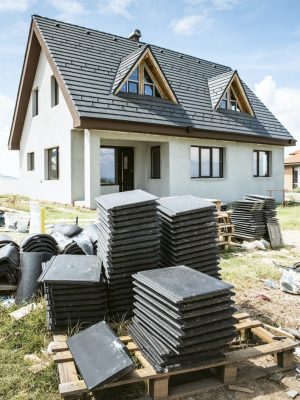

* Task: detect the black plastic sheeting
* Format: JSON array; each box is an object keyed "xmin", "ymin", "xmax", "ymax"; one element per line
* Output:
[
  {"xmin": 0, "ymin": 244, "xmax": 20, "ymax": 284},
  {"xmin": 15, "ymin": 252, "xmax": 53, "ymax": 305},
  {"xmin": 67, "ymin": 321, "xmax": 134, "ymax": 390}
]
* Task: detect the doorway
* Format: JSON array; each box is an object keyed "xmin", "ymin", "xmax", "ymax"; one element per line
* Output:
[{"xmin": 100, "ymin": 146, "xmax": 134, "ymax": 192}]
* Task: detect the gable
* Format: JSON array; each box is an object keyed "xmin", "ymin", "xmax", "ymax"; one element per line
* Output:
[
  {"xmin": 112, "ymin": 45, "xmax": 177, "ymax": 103},
  {"xmin": 9, "ymin": 15, "xmax": 296, "ymax": 151},
  {"xmin": 208, "ymin": 71, "xmax": 254, "ymax": 116}
]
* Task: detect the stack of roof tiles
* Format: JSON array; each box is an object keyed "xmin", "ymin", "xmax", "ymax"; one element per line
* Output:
[
  {"xmin": 21, "ymin": 234, "xmax": 58, "ymax": 254},
  {"xmin": 38, "ymin": 255, "xmax": 107, "ymax": 331},
  {"xmin": 129, "ymin": 265, "xmax": 236, "ymax": 372},
  {"xmin": 231, "ymin": 199, "xmax": 266, "ymax": 240},
  {"xmin": 158, "ymin": 196, "xmax": 220, "ymax": 278},
  {"xmin": 244, "ymin": 194, "xmax": 278, "ymax": 224},
  {"xmin": 96, "ymin": 190, "xmax": 160, "ymax": 317}
]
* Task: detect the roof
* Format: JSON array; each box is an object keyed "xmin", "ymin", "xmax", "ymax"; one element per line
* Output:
[
  {"xmin": 112, "ymin": 44, "xmax": 147, "ymax": 93},
  {"xmin": 207, "ymin": 70, "xmax": 235, "ymax": 109},
  {"xmin": 9, "ymin": 15, "xmax": 296, "ymax": 150},
  {"xmin": 285, "ymin": 150, "xmax": 300, "ymax": 165}
]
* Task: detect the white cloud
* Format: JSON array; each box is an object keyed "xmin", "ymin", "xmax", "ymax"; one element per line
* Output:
[
  {"xmin": 0, "ymin": 0, "xmax": 33, "ymax": 12},
  {"xmin": 0, "ymin": 94, "xmax": 19, "ymax": 177},
  {"xmin": 49, "ymin": 0, "xmax": 86, "ymax": 21},
  {"xmin": 254, "ymin": 76, "xmax": 300, "ymax": 148},
  {"xmin": 171, "ymin": 12, "xmax": 214, "ymax": 36},
  {"xmin": 99, "ymin": 0, "xmax": 136, "ymax": 18}
]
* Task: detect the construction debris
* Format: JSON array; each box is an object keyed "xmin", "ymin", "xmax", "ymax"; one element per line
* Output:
[
  {"xmin": 96, "ymin": 190, "xmax": 160, "ymax": 317},
  {"xmin": 158, "ymin": 196, "xmax": 220, "ymax": 277},
  {"xmin": 129, "ymin": 265, "xmax": 236, "ymax": 372},
  {"xmin": 10, "ymin": 303, "xmax": 41, "ymax": 320},
  {"xmin": 228, "ymin": 385, "xmax": 254, "ymax": 394},
  {"xmin": 67, "ymin": 321, "xmax": 134, "ymax": 390},
  {"xmin": 38, "ymin": 255, "xmax": 107, "ymax": 331},
  {"xmin": 286, "ymin": 390, "xmax": 299, "ymax": 399}
]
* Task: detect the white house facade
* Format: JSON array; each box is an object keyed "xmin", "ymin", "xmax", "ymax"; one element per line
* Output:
[{"xmin": 9, "ymin": 16, "xmax": 295, "ymax": 208}]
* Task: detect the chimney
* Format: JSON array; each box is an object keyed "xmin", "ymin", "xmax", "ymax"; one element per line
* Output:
[{"xmin": 128, "ymin": 29, "xmax": 141, "ymax": 42}]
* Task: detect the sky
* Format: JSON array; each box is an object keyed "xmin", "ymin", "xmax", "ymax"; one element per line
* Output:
[{"xmin": 1, "ymin": 0, "xmax": 300, "ymax": 177}]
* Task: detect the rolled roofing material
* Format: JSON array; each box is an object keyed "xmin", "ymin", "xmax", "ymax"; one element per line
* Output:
[
  {"xmin": 15, "ymin": 252, "xmax": 53, "ymax": 305},
  {"xmin": 67, "ymin": 321, "xmax": 134, "ymax": 390}
]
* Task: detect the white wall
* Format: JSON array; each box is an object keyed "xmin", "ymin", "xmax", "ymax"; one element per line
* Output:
[
  {"xmin": 18, "ymin": 50, "xmax": 73, "ymax": 204},
  {"xmin": 92, "ymin": 130, "xmax": 285, "ymax": 203}
]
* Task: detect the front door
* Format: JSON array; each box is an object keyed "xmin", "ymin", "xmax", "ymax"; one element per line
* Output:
[{"xmin": 118, "ymin": 147, "xmax": 134, "ymax": 192}]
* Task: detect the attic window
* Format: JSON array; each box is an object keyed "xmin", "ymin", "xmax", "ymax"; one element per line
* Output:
[
  {"xmin": 120, "ymin": 64, "xmax": 161, "ymax": 97},
  {"xmin": 220, "ymin": 88, "xmax": 241, "ymax": 112}
]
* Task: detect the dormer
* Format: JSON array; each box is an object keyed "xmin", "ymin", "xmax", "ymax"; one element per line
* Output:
[
  {"xmin": 112, "ymin": 45, "xmax": 177, "ymax": 103},
  {"xmin": 208, "ymin": 70, "xmax": 254, "ymax": 116}
]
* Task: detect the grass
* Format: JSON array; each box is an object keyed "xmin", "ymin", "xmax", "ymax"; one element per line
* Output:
[
  {"xmin": 0, "ymin": 195, "xmax": 95, "ymax": 221},
  {"xmin": 220, "ymin": 247, "xmax": 298, "ymax": 290},
  {"xmin": 0, "ymin": 300, "xmax": 59, "ymax": 400},
  {"xmin": 276, "ymin": 202, "xmax": 300, "ymax": 230}
]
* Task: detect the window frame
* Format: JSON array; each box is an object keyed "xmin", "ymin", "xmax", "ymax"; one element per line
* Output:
[
  {"xmin": 219, "ymin": 87, "xmax": 242, "ymax": 113},
  {"xmin": 120, "ymin": 63, "xmax": 163, "ymax": 98},
  {"xmin": 191, "ymin": 146, "xmax": 224, "ymax": 179},
  {"xmin": 32, "ymin": 88, "xmax": 38, "ymax": 117},
  {"xmin": 150, "ymin": 146, "xmax": 161, "ymax": 179},
  {"xmin": 46, "ymin": 147, "xmax": 59, "ymax": 180},
  {"xmin": 51, "ymin": 76, "xmax": 59, "ymax": 107},
  {"xmin": 27, "ymin": 152, "xmax": 35, "ymax": 171},
  {"xmin": 100, "ymin": 146, "xmax": 118, "ymax": 186},
  {"xmin": 253, "ymin": 150, "xmax": 270, "ymax": 177}
]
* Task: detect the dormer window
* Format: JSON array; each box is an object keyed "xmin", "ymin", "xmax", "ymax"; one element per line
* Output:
[
  {"xmin": 113, "ymin": 45, "xmax": 177, "ymax": 102},
  {"xmin": 121, "ymin": 67, "xmax": 139, "ymax": 94},
  {"xmin": 120, "ymin": 64, "xmax": 161, "ymax": 97},
  {"xmin": 220, "ymin": 89, "xmax": 241, "ymax": 112}
]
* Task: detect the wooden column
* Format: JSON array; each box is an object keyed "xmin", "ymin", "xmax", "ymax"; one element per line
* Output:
[{"xmin": 217, "ymin": 364, "xmax": 238, "ymax": 384}]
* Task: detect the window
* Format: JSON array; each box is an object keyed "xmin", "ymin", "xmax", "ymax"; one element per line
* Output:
[
  {"xmin": 47, "ymin": 147, "xmax": 59, "ymax": 180},
  {"xmin": 100, "ymin": 148, "xmax": 117, "ymax": 184},
  {"xmin": 120, "ymin": 64, "xmax": 161, "ymax": 97},
  {"xmin": 219, "ymin": 88, "xmax": 241, "ymax": 112},
  {"xmin": 253, "ymin": 150, "xmax": 270, "ymax": 177},
  {"xmin": 51, "ymin": 76, "xmax": 59, "ymax": 107},
  {"xmin": 27, "ymin": 152, "xmax": 34, "ymax": 171},
  {"xmin": 191, "ymin": 146, "xmax": 223, "ymax": 178},
  {"xmin": 32, "ymin": 88, "xmax": 38, "ymax": 117},
  {"xmin": 151, "ymin": 146, "xmax": 161, "ymax": 179}
]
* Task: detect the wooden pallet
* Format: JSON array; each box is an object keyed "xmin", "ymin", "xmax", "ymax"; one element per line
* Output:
[
  {"xmin": 216, "ymin": 211, "xmax": 235, "ymax": 250},
  {"xmin": 0, "ymin": 283, "xmax": 17, "ymax": 292},
  {"xmin": 53, "ymin": 313, "xmax": 299, "ymax": 400}
]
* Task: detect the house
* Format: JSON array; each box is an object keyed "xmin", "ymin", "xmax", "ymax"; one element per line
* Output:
[
  {"xmin": 284, "ymin": 150, "xmax": 300, "ymax": 190},
  {"xmin": 9, "ymin": 15, "xmax": 296, "ymax": 208}
]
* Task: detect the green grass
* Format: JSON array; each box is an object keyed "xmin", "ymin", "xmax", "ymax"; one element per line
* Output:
[
  {"xmin": 277, "ymin": 203, "xmax": 300, "ymax": 230},
  {"xmin": 0, "ymin": 300, "xmax": 59, "ymax": 400},
  {"xmin": 0, "ymin": 195, "xmax": 95, "ymax": 221}
]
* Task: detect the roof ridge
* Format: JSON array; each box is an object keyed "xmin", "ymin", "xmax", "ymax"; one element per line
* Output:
[{"xmin": 32, "ymin": 14, "xmax": 231, "ymax": 70}]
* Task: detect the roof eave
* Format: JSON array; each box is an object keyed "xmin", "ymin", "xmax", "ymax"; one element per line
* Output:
[{"xmin": 77, "ymin": 116, "xmax": 296, "ymax": 146}]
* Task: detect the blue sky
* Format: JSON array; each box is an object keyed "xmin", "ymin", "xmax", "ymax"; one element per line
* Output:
[{"xmin": 1, "ymin": 0, "xmax": 300, "ymax": 176}]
